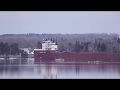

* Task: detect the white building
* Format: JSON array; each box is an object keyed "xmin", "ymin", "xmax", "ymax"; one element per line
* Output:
[{"xmin": 20, "ymin": 48, "xmax": 34, "ymax": 54}]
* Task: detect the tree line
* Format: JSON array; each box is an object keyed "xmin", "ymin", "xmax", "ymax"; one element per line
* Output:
[
  {"xmin": 0, "ymin": 41, "xmax": 28, "ymax": 57},
  {"xmin": 36, "ymin": 37, "xmax": 120, "ymax": 53},
  {"xmin": 0, "ymin": 33, "xmax": 120, "ymax": 53}
]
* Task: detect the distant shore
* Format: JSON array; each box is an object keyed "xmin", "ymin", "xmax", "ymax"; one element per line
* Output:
[{"xmin": 0, "ymin": 54, "xmax": 34, "ymax": 59}]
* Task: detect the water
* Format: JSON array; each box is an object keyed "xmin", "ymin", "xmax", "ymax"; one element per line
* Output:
[{"xmin": 0, "ymin": 59, "xmax": 120, "ymax": 79}]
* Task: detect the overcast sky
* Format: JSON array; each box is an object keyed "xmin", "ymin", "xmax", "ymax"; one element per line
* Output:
[{"xmin": 0, "ymin": 11, "xmax": 120, "ymax": 34}]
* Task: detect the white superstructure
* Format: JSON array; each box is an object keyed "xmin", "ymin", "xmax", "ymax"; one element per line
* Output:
[
  {"xmin": 42, "ymin": 39, "xmax": 58, "ymax": 50},
  {"xmin": 34, "ymin": 38, "xmax": 58, "ymax": 52}
]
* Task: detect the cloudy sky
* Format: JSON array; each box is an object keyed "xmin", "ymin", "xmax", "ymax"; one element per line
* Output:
[{"xmin": 0, "ymin": 11, "xmax": 120, "ymax": 34}]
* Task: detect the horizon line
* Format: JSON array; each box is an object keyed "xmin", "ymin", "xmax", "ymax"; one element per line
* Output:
[{"xmin": 0, "ymin": 32, "xmax": 119, "ymax": 35}]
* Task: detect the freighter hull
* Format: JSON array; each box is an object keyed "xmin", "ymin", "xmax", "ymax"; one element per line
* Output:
[{"xmin": 34, "ymin": 50, "xmax": 120, "ymax": 63}]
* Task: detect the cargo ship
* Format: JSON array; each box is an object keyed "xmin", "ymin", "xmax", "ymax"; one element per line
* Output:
[{"xmin": 34, "ymin": 39, "xmax": 120, "ymax": 64}]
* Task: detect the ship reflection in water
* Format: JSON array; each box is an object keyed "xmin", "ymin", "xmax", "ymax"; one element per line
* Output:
[{"xmin": 0, "ymin": 59, "xmax": 120, "ymax": 79}]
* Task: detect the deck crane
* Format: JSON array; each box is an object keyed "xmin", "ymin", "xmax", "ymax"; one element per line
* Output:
[{"xmin": 30, "ymin": 42, "xmax": 36, "ymax": 49}]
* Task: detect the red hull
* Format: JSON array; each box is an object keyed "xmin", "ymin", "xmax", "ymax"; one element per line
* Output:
[{"xmin": 34, "ymin": 50, "xmax": 120, "ymax": 62}]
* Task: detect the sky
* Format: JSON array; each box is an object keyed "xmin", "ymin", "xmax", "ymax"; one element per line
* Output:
[{"xmin": 0, "ymin": 11, "xmax": 120, "ymax": 34}]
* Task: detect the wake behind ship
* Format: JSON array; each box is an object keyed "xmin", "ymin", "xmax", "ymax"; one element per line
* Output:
[{"xmin": 34, "ymin": 38, "xmax": 120, "ymax": 64}]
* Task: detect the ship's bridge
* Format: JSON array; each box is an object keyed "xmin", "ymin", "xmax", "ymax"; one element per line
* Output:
[{"xmin": 36, "ymin": 39, "xmax": 58, "ymax": 51}]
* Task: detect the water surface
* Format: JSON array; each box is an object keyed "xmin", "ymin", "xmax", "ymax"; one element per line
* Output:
[{"xmin": 0, "ymin": 59, "xmax": 120, "ymax": 79}]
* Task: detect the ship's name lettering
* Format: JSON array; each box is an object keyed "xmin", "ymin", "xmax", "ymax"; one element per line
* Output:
[{"xmin": 39, "ymin": 52, "xmax": 46, "ymax": 53}]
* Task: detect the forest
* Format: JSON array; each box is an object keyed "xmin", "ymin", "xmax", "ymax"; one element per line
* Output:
[
  {"xmin": 0, "ymin": 33, "xmax": 120, "ymax": 55},
  {"xmin": 0, "ymin": 42, "xmax": 28, "ymax": 57}
]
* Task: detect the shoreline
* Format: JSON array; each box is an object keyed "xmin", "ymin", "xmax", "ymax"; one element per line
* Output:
[{"xmin": 0, "ymin": 54, "xmax": 34, "ymax": 59}]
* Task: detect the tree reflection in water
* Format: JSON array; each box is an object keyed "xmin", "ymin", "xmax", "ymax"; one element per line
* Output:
[{"xmin": 0, "ymin": 60, "xmax": 120, "ymax": 78}]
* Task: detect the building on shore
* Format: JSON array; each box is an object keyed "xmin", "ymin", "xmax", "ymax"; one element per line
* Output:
[{"xmin": 20, "ymin": 48, "xmax": 34, "ymax": 54}]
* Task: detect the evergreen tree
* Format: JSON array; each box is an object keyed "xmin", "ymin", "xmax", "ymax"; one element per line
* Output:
[
  {"xmin": 68, "ymin": 43, "xmax": 72, "ymax": 52},
  {"xmin": 74, "ymin": 41, "xmax": 80, "ymax": 52},
  {"xmin": 60, "ymin": 44, "xmax": 65, "ymax": 52},
  {"xmin": 4, "ymin": 42, "xmax": 10, "ymax": 55},
  {"xmin": 84, "ymin": 43, "xmax": 89, "ymax": 52},
  {"xmin": 10, "ymin": 43, "xmax": 20, "ymax": 55},
  {"xmin": 97, "ymin": 43, "xmax": 101, "ymax": 52},
  {"xmin": 0, "ymin": 42, "xmax": 4, "ymax": 55},
  {"xmin": 101, "ymin": 43, "xmax": 107, "ymax": 52},
  {"xmin": 37, "ymin": 41, "xmax": 42, "ymax": 49}
]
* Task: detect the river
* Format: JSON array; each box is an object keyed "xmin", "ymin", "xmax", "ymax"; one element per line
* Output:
[{"xmin": 0, "ymin": 59, "xmax": 120, "ymax": 79}]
